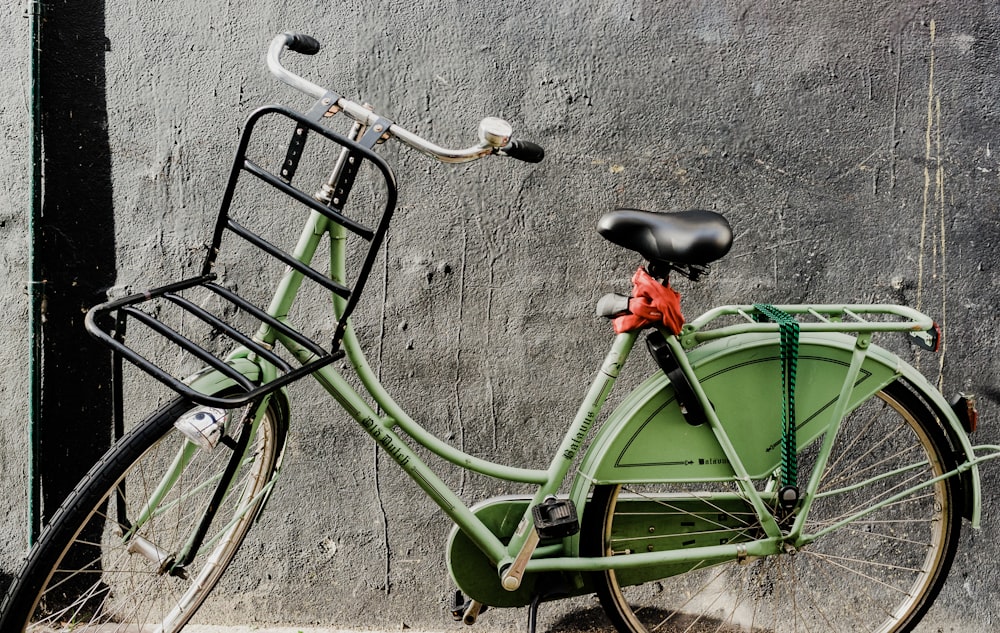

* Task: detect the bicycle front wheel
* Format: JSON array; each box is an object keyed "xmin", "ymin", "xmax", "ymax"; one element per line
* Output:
[
  {"xmin": 583, "ymin": 380, "xmax": 962, "ymax": 633},
  {"xmin": 0, "ymin": 394, "xmax": 285, "ymax": 633}
]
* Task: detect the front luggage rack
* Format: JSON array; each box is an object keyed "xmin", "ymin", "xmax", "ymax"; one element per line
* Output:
[{"xmin": 86, "ymin": 104, "xmax": 398, "ymax": 408}]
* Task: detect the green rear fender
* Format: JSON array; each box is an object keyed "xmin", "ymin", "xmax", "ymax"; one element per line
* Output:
[{"xmin": 569, "ymin": 331, "xmax": 981, "ymax": 542}]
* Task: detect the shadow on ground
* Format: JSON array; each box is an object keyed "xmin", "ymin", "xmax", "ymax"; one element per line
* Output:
[
  {"xmin": 545, "ymin": 606, "xmax": 615, "ymax": 633},
  {"xmin": 545, "ymin": 605, "xmax": 754, "ymax": 633}
]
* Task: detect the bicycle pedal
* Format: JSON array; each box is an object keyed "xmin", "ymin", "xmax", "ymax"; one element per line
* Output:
[
  {"xmin": 449, "ymin": 590, "xmax": 466, "ymax": 621},
  {"xmin": 449, "ymin": 590, "xmax": 487, "ymax": 624},
  {"xmin": 532, "ymin": 497, "xmax": 579, "ymax": 539}
]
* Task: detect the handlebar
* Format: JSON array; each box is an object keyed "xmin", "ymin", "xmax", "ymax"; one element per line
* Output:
[{"xmin": 266, "ymin": 32, "xmax": 544, "ymax": 165}]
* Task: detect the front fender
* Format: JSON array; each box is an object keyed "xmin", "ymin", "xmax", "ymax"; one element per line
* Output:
[
  {"xmin": 569, "ymin": 331, "xmax": 982, "ymax": 541},
  {"xmin": 185, "ymin": 356, "xmax": 262, "ymax": 395},
  {"xmin": 186, "ymin": 357, "xmax": 292, "ymax": 518},
  {"xmin": 186, "ymin": 354, "xmax": 291, "ymax": 438}
]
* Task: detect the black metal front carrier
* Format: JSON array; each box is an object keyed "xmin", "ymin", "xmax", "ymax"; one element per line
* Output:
[{"xmin": 86, "ymin": 104, "xmax": 398, "ymax": 408}]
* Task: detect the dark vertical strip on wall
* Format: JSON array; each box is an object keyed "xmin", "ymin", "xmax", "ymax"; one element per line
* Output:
[{"xmin": 37, "ymin": 0, "xmax": 115, "ymax": 520}]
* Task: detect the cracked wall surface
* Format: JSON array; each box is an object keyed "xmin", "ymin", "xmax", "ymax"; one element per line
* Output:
[{"xmin": 2, "ymin": 1, "xmax": 999, "ymax": 630}]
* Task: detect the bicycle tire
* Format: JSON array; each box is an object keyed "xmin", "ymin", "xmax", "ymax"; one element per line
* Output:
[
  {"xmin": 0, "ymin": 393, "xmax": 285, "ymax": 633},
  {"xmin": 582, "ymin": 380, "xmax": 962, "ymax": 633}
]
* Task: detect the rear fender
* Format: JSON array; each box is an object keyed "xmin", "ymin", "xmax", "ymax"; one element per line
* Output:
[
  {"xmin": 893, "ymin": 372, "xmax": 982, "ymax": 527},
  {"xmin": 568, "ymin": 331, "xmax": 982, "ymax": 553}
]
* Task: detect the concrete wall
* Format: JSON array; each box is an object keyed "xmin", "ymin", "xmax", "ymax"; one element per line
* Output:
[
  {"xmin": 1, "ymin": 1, "xmax": 31, "ymax": 590},
  {"xmin": 2, "ymin": 0, "xmax": 999, "ymax": 630}
]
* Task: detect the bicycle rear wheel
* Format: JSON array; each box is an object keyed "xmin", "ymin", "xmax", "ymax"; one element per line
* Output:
[
  {"xmin": 0, "ymin": 394, "xmax": 285, "ymax": 633},
  {"xmin": 583, "ymin": 380, "xmax": 962, "ymax": 633}
]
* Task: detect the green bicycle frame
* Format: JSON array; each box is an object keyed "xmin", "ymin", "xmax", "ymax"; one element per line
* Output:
[
  {"xmin": 140, "ymin": 130, "xmax": 995, "ymax": 610},
  {"xmin": 256, "ymin": 199, "xmax": 987, "ymax": 586}
]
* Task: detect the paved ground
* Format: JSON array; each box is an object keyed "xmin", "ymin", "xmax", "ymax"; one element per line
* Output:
[
  {"xmin": 174, "ymin": 597, "xmax": 617, "ymax": 633},
  {"xmin": 183, "ymin": 628, "xmax": 413, "ymax": 633},
  {"xmin": 179, "ymin": 605, "xmax": 614, "ymax": 633}
]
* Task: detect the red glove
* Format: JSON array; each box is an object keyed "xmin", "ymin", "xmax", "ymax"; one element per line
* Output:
[{"xmin": 613, "ymin": 267, "xmax": 685, "ymax": 335}]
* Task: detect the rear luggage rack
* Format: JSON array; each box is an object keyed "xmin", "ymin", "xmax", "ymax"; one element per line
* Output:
[
  {"xmin": 86, "ymin": 104, "xmax": 398, "ymax": 408},
  {"xmin": 678, "ymin": 304, "xmax": 940, "ymax": 350}
]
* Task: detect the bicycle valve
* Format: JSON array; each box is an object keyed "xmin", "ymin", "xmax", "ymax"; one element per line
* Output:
[{"xmin": 500, "ymin": 525, "xmax": 539, "ymax": 591}]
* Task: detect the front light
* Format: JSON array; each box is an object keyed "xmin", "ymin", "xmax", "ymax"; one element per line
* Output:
[{"xmin": 173, "ymin": 407, "xmax": 228, "ymax": 450}]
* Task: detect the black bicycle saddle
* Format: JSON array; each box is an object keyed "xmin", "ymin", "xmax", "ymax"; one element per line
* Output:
[{"xmin": 597, "ymin": 209, "xmax": 733, "ymax": 266}]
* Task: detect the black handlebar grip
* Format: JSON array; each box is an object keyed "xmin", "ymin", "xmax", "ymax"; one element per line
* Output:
[
  {"xmin": 503, "ymin": 140, "xmax": 545, "ymax": 163},
  {"xmin": 285, "ymin": 32, "xmax": 321, "ymax": 55}
]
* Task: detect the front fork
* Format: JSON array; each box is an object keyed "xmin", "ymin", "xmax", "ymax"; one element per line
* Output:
[{"xmin": 120, "ymin": 393, "xmax": 272, "ymax": 577}]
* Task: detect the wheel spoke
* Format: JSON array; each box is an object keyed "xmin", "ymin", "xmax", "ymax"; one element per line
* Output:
[
  {"xmin": 820, "ymin": 419, "xmax": 906, "ymax": 491},
  {"xmin": 617, "ymin": 487, "xmax": 756, "ymax": 531},
  {"xmin": 820, "ymin": 443, "xmax": 924, "ymax": 494},
  {"xmin": 834, "ymin": 524, "xmax": 935, "ymax": 549},
  {"xmin": 7, "ymin": 398, "xmax": 280, "ymax": 633},
  {"xmin": 803, "ymin": 550, "xmax": 925, "ymax": 576}
]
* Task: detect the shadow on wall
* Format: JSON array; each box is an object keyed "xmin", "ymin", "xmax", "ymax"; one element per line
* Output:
[{"xmin": 37, "ymin": 1, "xmax": 116, "ymax": 519}]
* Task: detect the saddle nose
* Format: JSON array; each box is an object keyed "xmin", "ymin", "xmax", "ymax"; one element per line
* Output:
[{"xmin": 597, "ymin": 209, "xmax": 733, "ymax": 267}]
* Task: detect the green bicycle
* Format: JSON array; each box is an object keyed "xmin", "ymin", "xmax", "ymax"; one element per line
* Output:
[{"xmin": 2, "ymin": 32, "xmax": 998, "ymax": 633}]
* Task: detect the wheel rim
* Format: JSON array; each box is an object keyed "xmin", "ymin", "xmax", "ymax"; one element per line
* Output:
[
  {"xmin": 22, "ymin": 401, "xmax": 278, "ymax": 633},
  {"xmin": 597, "ymin": 388, "xmax": 957, "ymax": 633}
]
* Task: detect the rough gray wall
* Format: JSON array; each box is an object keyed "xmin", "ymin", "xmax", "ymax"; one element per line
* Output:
[
  {"xmin": 3, "ymin": 0, "xmax": 1000, "ymax": 631},
  {"xmin": 0, "ymin": 2, "xmax": 32, "ymax": 590}
]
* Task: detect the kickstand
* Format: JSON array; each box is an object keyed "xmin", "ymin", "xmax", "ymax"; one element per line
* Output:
[
  {"xmin": 526, "ymin": 580, "xmax": 569, "ymax": 633},
  {"xmin": 527, "ymin": 593, "xmax": 543, "ymax": 633}
]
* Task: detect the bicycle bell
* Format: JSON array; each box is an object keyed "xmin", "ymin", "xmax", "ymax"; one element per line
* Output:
[{"xmin": 478, "ymin": 117, "xmax": 513, "ymax": 148}]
